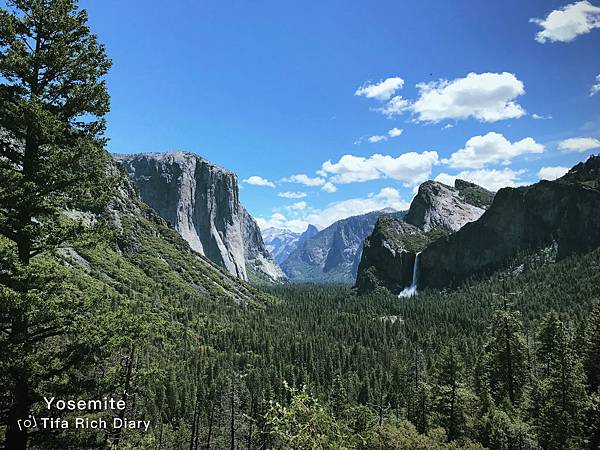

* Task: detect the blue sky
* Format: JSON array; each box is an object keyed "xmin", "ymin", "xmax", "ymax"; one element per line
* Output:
[{"xmin": 78, "ymin": 0, "xmax": 600, "ymax": 231}]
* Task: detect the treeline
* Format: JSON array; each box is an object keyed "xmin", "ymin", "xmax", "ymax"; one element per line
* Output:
[{"xmin": 100, "ymin": 249, "xmax": 600, "ymax": 450}]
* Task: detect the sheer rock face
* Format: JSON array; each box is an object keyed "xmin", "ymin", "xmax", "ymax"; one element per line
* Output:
[
  {"xmin": 355, "ymin": 216, "xmax": 424, "ymax": 294},
  {"xmin": 356, "ymin": 180, "xmax": 492, "ymax": 294},
  {"xmin": 114, "ymin": 152, "xmax": 285, "ymax": 283},
  {"xmin": 419, "ymin": 161, "xmax": 600, "ymax": 288},
  {"xmin": 404, "ymin": 181, "xmax": 487, "ymax": 232}
]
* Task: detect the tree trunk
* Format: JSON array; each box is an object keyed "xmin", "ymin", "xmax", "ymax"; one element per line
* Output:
[
  {"xmin": 205, "ymin": 401, "xmax": 215, "ymax": 450},
  {"xmin": 190, "ymin": 388, "xmax": 200, "ymax": 450},
  {"xmin": 4, "ymin": 316, "xmax": 30, "ymax": 450},
  {"xmin": 229, "ymin": 380, "xmax": 235, "ymax": 450},
  {"xmin": 5, "ymin": 238, "xmax": 33, "ymax": 449},
  {"xmin": 246, "ymin": 395, "xmax": 254, "ymax": 450},
  {"xmin": 113, "ymin": 344, "xmax": 136, "ymax": 448},
  {"xmin": 449, "ymin": 351, "xmax": 457, "ymax": 441}
]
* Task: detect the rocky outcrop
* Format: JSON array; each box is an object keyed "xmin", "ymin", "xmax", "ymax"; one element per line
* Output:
[
  {"xmin": 419, "ymin": 158, "xmax": 600, "ymax": 289},
  {"xmin": 282, "ymin": 210, "xmax": 404, "ymax": 283},
  {"xmin": 454, "ymin": 179, "xmax": 495, "ymax": 209},
  {"xmin": 262, "ymin": 224, "xmax": 320, "ymax": 265},
  {"xmin": 405, "ymin": 181, "xmax": 488, "ymax": 232},
  {"xmin": 355, "ymin": 180, "xmax": 492, "ymax": 294},
  {"xmin": 74, "ymin": 158, "xmax": 265, "ymax": 305},
  {"xmin": 114, "ymin": 152, "xmax": 285, "ymax": 283},
  {"xmin": 355, "ymin": 216, "xmax": 428, "ymax": 294}
]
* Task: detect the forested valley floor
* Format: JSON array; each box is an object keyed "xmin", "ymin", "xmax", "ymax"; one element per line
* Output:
[{"xmin": 6, "ymin": 242, "xmax": 598, "ymax": 449}]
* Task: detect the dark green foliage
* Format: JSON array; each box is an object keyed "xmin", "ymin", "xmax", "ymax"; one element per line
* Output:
[
  {"xmin": 431, "ymin": 344, "xmax": 475, "ymax": 441},
  {"xmin": 584, "ymin": 302, "xmax": 600, "ymax": 393},
  {"xmin": 1, "ymin": 213, "xmax": 599, "ymax": 449},
  {"xmin": 454, "ymin": 179, "xmax": 495, "ymax": 209},
  {"xmin": 481, "ymin": 307, "xmax": 529, "ymax": 406},
  {"xmin": 0, "ymin": 0, "xmax": 112, "ymax": 448},
  {"xmin": 1, "ymin": 2, "xmax": 599, "ymax": 449},
  {"xmin": 531, "ymin": 313, "xmax": 589, "ymax": 450}
]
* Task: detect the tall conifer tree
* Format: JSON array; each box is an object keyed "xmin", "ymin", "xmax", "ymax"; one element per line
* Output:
[{"xmin": 0, "ymin": 1, "xmax": 111, "ymax": 447}]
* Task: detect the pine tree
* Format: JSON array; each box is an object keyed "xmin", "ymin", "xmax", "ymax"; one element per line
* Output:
[
  {"xmin": 431, "ymin": 343, "xmax": 474, "ymax": 441},
  {"xmin": 482, "ymin": 306, "xmax": 529, "ymax": 407},
  {"xmin": 329, "ymin": 374, "xmax": 348, "ymax": 419},
  {"xmin": 584, "ymin": 302, "xmax": 600, "ymax": 393},
  {"xmin": 532, "ymin": 312, "xmax": 589, "ymax": 450},
  {"xmin": 0, "ymin": 1, "xmax": 111, "ymax": 448}
]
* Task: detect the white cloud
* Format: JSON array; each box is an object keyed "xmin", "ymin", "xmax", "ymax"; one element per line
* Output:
[
  {"xmin": 255, "ymin": 188, "xmax": 409, "ymax": 231},
  {"xmin": 591, "ymin": 74, "xmax": 600, "ymax": 96},
  {"xmin": 360, "ymin": 128, "xmax": 403, "ymax": 145},
  {"xmin": 538, "ymin": 166, "xmax": 570, "ymax": 180},
  {"xmin": 287, "ymin": 201, "xmax": 307, "ymax": 211},
  {"xmin": 444, "ymin": 132, "xmax": 544, "ymax": 169},
  {"xmin": 278, "ymin": 191, "xmax": 307, "ymax": 199},
  {"xmin": 303, "ymin": 188, "xmax": 410, "ymax": 228},
  {"xmin": 388, "ymin": 127, "xmax": 403, "ymax": 137},
  {"xmin": 282, "ymin": 173, "xmax": 326, "ymax": 186},
  {"xmin": 435, "ymin": 168, "xmax": 528, "ymax": 192},
  {"xmin": 558, "ymin": 137, "xmax": 600, "ymax": 152},
  {"xmin": 532, "ymin": 113, "xmax": 552, "ymax": 120},
  {"xmin": 355, "ymin": 77, "xmax": 405, "ymax": 101},
  {"xmin": 412, "ymin": 72, "xmax": 526, "ymax": 123},
  {"xmin": 321, "ymin": 150, "xmax": 439, "ymax": 185},
  {"xmin": 243, "ymin": 175, "xmax": 275, "ymax": 187},
  {"xmin": 375, "ymin": 95, "xmax": 410, "ymax": 117},
  {"xmin": 531, "ymin": 1, "xmax": 600, "ymax": 43},
  {"xmin": 255, "ymin": 213, "xmax": 309, "ymax": 233},
  {"xmin": 321, "ymin": 182, "xmax": 337, "ymax": 193},
  {"xmin": 368, "ymin": 135, "xmax": 387, "ymax": 143}
]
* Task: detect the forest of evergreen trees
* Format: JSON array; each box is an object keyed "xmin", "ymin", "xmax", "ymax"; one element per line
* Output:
[
  {"xmin": 5, "ymin": 243, "xmax": 598, "ymax": 449},
  {"xmin": 1, "ymin": 1, "xmax": 600, "ymax": 449}
]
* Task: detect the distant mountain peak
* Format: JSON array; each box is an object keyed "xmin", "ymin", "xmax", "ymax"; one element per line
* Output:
[
  {"xmin": 305, "ymin": 224, "xmax": 321, "ymax": 233},
  {"xmin": 281, "ymin": 209, "xmax": 407, "ymax": 284}
]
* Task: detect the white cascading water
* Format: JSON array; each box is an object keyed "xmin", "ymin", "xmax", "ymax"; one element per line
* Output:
[{"xmin": 398, "ymin": 252, "xmax": 420, "ymax": 298}]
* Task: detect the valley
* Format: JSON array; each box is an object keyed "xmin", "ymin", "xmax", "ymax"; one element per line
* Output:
[{"xmin": 1, "ymin": 1, "xmax": 600, "ymax": 449}]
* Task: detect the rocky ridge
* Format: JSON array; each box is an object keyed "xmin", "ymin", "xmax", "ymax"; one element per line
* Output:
[
  {"xmin": 114, "ymin": 152, "xmax": 285, "ymax": 283},
  {"xmin": 262, "ymin": 224, "xmax": 320, "ymax": 265},
  {"xmin": 62, "ymin": 157, "xmax": 268, "ymax": 305},
  {"xmin": 419, "ymin": 156, "xmax": 600, "ymax": 289},
  {"xmin": 282, "ymin": 209, "xmax": 405, "ymax": 284},
  {"xmin": 356, "ymin": 179, "xmax": 492, "ymax": 294}
]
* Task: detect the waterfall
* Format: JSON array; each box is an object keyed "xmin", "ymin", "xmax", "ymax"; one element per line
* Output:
[{"xmin": 399, "ymin": 252, "xmax": 420, "ymax": 298}]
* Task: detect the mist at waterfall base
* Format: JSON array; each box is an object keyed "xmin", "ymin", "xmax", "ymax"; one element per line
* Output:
[{"xmin": 399, "ymin": 252, "xmax": 420, "ymax": 298}]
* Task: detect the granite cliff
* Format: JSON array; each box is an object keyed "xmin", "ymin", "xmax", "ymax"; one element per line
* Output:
[
  {"xmin": 114, "ymin": 152, "xmax": 285, "ymax": 283},
  {"xmin": 419, "ymin": 156, "xmax": 600, "ymax": 289},
  {"xmin": 356, "ymin": 179, "xmax": 492, "ymax": 294}
]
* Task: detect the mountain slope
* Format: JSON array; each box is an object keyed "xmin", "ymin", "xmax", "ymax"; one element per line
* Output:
[
  {"xmin": 282, "ymin": 210, "xmax": 405, "ymax": 283},
  {"xmin": 356, "ymin": 179, "xmax": 492, "ymax": 294},
  {"xmin": 419, "ymin": 155, "xmax": 600, "ymax": 289},
  {"xmin": 74, "ymin": 159, "xmax": 269, "ymax": 304},
  {"xmin": 262, "ymin": 224, "xmax": 320, "ymax": 265},
  {"xmin": 114, "ymin": 152, "xmax": 285, "ymax": 283}
]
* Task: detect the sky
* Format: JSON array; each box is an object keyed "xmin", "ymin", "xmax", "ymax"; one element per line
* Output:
[{"xmin": 76, "ymin": 0, "xmax": 600, "ymax": 232}]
